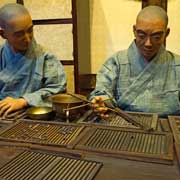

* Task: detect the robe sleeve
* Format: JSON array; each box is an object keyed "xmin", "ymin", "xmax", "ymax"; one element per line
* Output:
[
  {"xmin": 88, "ymin": 54, "xmax": 120, "ymax": 107},
  {"xmin": 23, "ymin": 54, "xmax": 66, "ymax": 107}
]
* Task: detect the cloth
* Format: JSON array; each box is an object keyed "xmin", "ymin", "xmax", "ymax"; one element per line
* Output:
[
  {"xmin": 89, "ymin": 41, "xmax": 180, "ymax": 116},
  {"xmin": 0, "ymin": 40, "xmax": 66, "ymax": 107}
]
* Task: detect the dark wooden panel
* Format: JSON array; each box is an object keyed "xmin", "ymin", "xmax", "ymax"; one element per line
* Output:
[
  {"xmin": 0, "ymin": 120, "xmax": 85, "ymax": 148},
  {"xmin": 74, "ymin": 126, "xmax": 174, "ymax": 164},
  {"xmin": 79, "ymin": 111, "xmax": 158, "ymax": 131},
  {"xmin": 78, "ymin": 74, "xmax": 96, "ymax": 96},
  {"xmin": 0, "ymin": 144, "xmax": 179, "ymax": 180},
  {"xmin": 72, "ymin": 0, "xmax": 79, "ymax": 93},
  {"xmin": 17, "ymin": 0, "xmax": 24, "ymax": 5},
  {"xmin": 33, "ymin": 18, "xmax": 73, "ymax": 25},
  {"xmin": 168, "ymin": 116, "xmax": 180, "ymax": 143},
  {"xmin": 0, "ymin": 150, "xmax": 102, "ymax": 180},
  {"xmin": 142, "ymin": 0, "xmax": 167, "ymax": 11},
  {"xmin": 61, "ymin": 60, "xmax": 74, "ymax": 65}
]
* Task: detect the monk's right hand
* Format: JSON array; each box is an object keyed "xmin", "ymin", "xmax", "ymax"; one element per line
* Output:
[
  {"xmin": 91, "ymin": 96, "xmax": 109, "ymax": 119},
  {"xmin": 0, "ymin": 97, "xmax": 28, "ymax": 118}
]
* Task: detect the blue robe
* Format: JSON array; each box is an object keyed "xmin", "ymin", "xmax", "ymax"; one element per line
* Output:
[
  {"xmin": 0, "ymin": 40, "xmax": 66, "ymax": 107},
  {"xmin": 90, "ymin": 41, "xmax": 180, "ymax": 116}
]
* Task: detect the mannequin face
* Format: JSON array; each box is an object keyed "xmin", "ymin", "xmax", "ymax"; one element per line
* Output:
[
  {"xmin": 2, "ymin": 14, "xmax": 33, "ymax": 53},
  {"xmin": 133, "ymin": 17, "xmax": 169, "ymax": 61}
]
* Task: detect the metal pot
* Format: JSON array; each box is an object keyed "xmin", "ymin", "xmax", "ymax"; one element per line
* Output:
[
  {"xmin": 27, "ymin": 107, "xmax": 55, "ymax": 120},
  {"xmin": 49, "ymin": 93, "xmax": 87, "ymax": 119}
]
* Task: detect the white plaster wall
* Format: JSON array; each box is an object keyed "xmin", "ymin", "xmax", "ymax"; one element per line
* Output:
[
  {"xmin": 166, "ymin": 0, "xmax": 180, "ymax": 55},
  {"xmin": 90, "ymin": 0, "xmax": 141, "ymax": 73},
  {"xmin": 24, "ymin": 0, "xmax": 72, "ymax": 19},
  {"xmin": 0, "ymin": 0, "xmax": 16, "ymax": 6}
]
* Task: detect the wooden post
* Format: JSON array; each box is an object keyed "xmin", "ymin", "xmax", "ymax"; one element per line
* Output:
[
  {"xmin": 72, "ymin": 0, "xmax": 79, "ymax": 94},
  {"xmin": 142, "ymin": 0, "xmax": 167, "ymax": 11},
  {"xmin": 17, "ymin": 0, "xmax": 24, "ymax": 5}
]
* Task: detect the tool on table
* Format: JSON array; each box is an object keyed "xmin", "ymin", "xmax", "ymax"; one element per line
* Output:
[{"xmin": 67, "ymin": 92, "xmax": 152, "ymax": 131}]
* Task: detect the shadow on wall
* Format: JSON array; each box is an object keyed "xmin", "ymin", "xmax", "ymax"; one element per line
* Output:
[
  {"xmin": 90, "ymin": 0, "xmax": 114, "ymax": 73},
  {"xmin": 89, "ymin": 0, "xmax": 141, "ymax": 73}
]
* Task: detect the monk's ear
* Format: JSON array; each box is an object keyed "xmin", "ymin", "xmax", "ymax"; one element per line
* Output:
[
  {"xmin": 133, "ymin": 25, "xmax": 136, "ymax": 36},
  {"xmin": 165, "ymin": 28, "xmax": 170, "ymax": 37},
  {"xmin": 0, "ymin": 27, "xmax": 6, "ymax": 39}
]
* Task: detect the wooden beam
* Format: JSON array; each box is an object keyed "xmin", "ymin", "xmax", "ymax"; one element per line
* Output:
[
  {"xmin": 142, "ymin": 0, "xmax": 167, "ymax": 11},
  {"xmin": 72, "ymin": 0, "xmax": 79, "ymax": 93},
  {"xmin": 17, "ymin": 0, "xmax": 24, "ymax": 5},
  {"xmin": 33, "ymin": 19, "xmax": 73, "ymax": 25}
]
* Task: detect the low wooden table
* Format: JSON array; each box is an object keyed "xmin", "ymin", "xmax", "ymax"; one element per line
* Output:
[
  {"xmin": 0, "ymin": 145, "xmax": 179, "ymax": 180},
  {"xmin": 0, "ymin": 116, "xmax": 179, "ymax": 180}
]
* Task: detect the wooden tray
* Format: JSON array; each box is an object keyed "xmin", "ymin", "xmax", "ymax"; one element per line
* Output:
[
  {"xmin": 78, "ymin": 110, "xmax": 158, "ymax": 130},
  {"xmin": 0, "ymin": 150, "xmax": 102, "ymax": 180},
  {"xmin": 0, "ymin": 120, "xmax": 85, "ymax": 148},
  {"xmin": 74, "ymin": 126, "xmax": 173, "ymax": 164}
]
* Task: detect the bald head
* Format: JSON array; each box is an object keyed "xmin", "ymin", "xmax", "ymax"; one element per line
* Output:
[
  {"xmin": 0, "ymin": 3, "xmax": 30, "ymax": 30},
  {"xmin": 134, "ymin": 6, "xmax": 170, "ymax": 61},
  {"xmin": 137, "ymin": 5, "xmax": 168, "ymax": 28}
]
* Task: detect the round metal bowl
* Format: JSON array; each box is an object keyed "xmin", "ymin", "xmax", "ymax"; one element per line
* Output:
[
  {"xmin": 27, "ymin": 107, "xmax": 55, "ymax": 120},
  {"xmin": 50, "ymin": 93, "xmax": 86, "ymax": 118}
]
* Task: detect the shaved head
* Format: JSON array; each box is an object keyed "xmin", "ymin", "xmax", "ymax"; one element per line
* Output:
[
  {"xmin": 134, "ymin": 5, "xmax": 170, "ymax": 61},
  {"xmin": 137, "ymin": 5, "xmax": 168, "ymax": 28},
  {"xmin": 0, "ymin": 3, "xmax": 33, "ymax": 53},
  {"xmin": 0, "ymin": 3, "xmax": 30, "ymax": 30}
]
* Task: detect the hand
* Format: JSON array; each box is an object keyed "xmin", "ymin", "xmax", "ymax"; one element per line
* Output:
[
  {"xmin": 0, "ymin": 97, "xmax": 28, "ymax": 117},
  {"xmin": 91, "ymin": 96, "xmax": 109, "ymax": 119}
]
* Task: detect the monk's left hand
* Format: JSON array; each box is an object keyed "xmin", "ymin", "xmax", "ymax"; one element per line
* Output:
[{"xmin": 0, "ymin": 97, "xmax": 28, "ymax": 117}]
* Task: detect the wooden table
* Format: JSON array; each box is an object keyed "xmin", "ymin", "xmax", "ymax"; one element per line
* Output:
[
  {"xmin": 0, "ymin": 118, "xmax": 180, "ymax": 180},
  {"xmin": 0, "ymin": 145, "xmax": 179, "ymax": 180}
]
